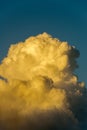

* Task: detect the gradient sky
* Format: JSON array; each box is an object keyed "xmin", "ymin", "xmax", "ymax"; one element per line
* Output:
[{"xmin": 0, "ymin": 0, "xmax": 87, "ymax": 84}]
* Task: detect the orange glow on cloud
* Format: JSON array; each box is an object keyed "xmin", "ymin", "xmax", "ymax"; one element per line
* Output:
[{"xmin": 0, "ymin": 33, "xmax": 86, "ymax": 130}]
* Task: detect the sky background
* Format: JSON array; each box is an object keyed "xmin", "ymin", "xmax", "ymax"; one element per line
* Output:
[{"xmin": 0, "ymin": 0, "xmax": 87, "ymax": 85}]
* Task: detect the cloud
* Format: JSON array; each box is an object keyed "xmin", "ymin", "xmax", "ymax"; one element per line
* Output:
[{"xmin": 0, "ymin": 33, "xmax": 87, "ymax": 130}]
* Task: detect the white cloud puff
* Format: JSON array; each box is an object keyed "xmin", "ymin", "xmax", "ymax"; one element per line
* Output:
[{"xmin": 0, "ymin": 33, "xmax": 86, "ymax": 130}]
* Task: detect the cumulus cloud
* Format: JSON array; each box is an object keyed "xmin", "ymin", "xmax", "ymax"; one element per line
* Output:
[{"xmin": 0, "ymin": 33, "xmax": 87, "ymax": 130}]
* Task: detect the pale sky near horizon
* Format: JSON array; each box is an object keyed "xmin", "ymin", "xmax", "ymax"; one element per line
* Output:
[{"xmin": 0, "ymin": 0, "xmax": 87, "ymax": 85}]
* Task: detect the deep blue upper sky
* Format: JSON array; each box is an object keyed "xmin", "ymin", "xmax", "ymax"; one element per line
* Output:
[{"xmin": 0, "ymin": 0, "xmax": 87, "ymax": 84}]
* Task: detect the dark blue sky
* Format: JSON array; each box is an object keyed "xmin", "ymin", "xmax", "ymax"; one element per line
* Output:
[{"xmin": 0, "ymin": 0, "xmax": 87, "ymax": 84}]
